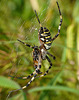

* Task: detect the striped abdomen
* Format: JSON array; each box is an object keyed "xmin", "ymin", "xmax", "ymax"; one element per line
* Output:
[{"xmin": 38, "ymin": 27, "xmax": 52, "ymax": 50}]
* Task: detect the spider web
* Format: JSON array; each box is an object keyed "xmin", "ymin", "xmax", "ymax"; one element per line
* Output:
[
  {"xmin": 6, "ymin": 0, "xmax": 57, "ymax": 76},
  {"xmin": 0, "ymin": 0, "xmax": 62, "ymax": 80},
  {"xmin": 0, "ymin": 0, "xmax": 61, "ymax": 99},
  {"xmin": 0, "ymin": 0, "xmax": 61, "ymax": 77},
  {"xmin": 1, "ymin": 0, "xmax": 79, "ymax": 100}
]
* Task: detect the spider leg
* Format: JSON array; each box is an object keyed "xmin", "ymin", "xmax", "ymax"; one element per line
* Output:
[
  {"xmin": 47, "ymin": 52, "xmax": 56, "ymax": 60},
  {"xmin": 35, "ymin": 65, "xmax": 42, "ymax": 74},
  {"xmin": 37, "ymin": 55, "xmax": 52, "ymax": 78},
  {"xmin": 8, "ymin": 63, "xmax": 42, "ymax": 94},
  {"xmin": 34, "ymin": 10, "xmax": 42, "ymax": 27},
  {"xmin": 52, "ymin": 1, "xmax": 62, "ymax": 41},
  {"xmin": 8, "ymin": 73, "xmax": 38, "ymax": 96},
  {"xmin": 17, "ymin": 39, "xmax": 34, "ymax": 49},
  {"xmin": 8, "ymin": 71, "xmax": 36, "ymax": 80},
  {"xmin": 8, "ymin": 67, "xmax": 42, "ymax": 80}
]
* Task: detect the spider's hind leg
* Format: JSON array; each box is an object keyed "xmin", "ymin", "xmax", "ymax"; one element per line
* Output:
[
  {"xmin": 52, "ymin": 1, "xmax": 62, "ymax": 41},
  {"xmin": 17, "ymin": 39, "xmax": 34, "ymax": 49},
  {"xmin": 34, "ymin": 10, "xmax": 42, "ymax": 27}
]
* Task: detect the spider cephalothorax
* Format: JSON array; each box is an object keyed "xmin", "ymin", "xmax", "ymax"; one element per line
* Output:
[{"xmin": 33, "ymin": 46, "xmax": 39, "ymax": 61}]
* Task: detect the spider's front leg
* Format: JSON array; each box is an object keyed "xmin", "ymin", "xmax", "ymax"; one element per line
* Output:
[
  {"xmin": 8, "ymin": 73, "xmax": 38, "ymax": 96},
  {"xmin": 8, "ymin": 66, "xmax": 42, "ymax": 94},
  {"xmin": 8, "ymin": 71, "xmax": 36, "ymax": 80},
  {"xmin": 37, "ymin": 55, "xmax": 52, "ymax": 78},
  {"xmin": 8, "ymin": 39, "xmax": 35, "ymax": 80}
]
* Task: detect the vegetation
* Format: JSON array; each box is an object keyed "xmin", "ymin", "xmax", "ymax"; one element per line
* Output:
[{"xmin": 0, "ymin": 0, "xmax": 79, "ymax": 100}]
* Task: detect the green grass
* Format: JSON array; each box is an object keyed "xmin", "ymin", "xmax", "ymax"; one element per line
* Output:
[{"xmin": 0, "ymin": 0, "xmax": 79, "ymax": 100}]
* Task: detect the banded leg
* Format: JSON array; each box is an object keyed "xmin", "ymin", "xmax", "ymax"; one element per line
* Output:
[
  {"xmin": 17, "ymin": 39, "xmax": 34, "ymax": 49},
  {"xmin": 37, "ymin": 55, "xmax": 52, "ymax": 78},
  {"xmin": 47, "ymin": 52, "xmax": 56, "ymax": 60},
  {"xmin": 8, "ymin": 71, "xmax": 36, "ymax": 80},
  {"xmin": 8, "ymin": 73, "xmax": 38, "ymax": 95},
  {"xmin": 8, "ymin": 68, "xmax": 42, "ymax": 95},
  {"xmin": 35, "ymin": 64, "xmax": 42, "ymax": 75},
  {"xmin": 52, "ymin": 1, "xmax": 62, "ymax": 41},
  {"xmin": 34, "ymin": 10, "xmax": 42, "ymax": 27}
]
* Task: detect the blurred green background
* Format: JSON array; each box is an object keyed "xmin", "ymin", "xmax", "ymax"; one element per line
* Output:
[{"xmin": 0, "ymin": 0, "xmax": 79, "ymax": 100}]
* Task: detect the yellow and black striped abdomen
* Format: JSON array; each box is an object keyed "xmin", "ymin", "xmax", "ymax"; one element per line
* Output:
[{"xmin": 39, "ymin": 27, "xmax": 52, "ymax": 50}]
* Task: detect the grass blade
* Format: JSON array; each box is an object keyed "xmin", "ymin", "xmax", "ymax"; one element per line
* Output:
[
  {"xmin": 0, "ymin": 76, "xmax": 20, "ymax": 89},
  {"xmin": 28, "ymin": 85, "xmax": 79, "ymax": 95}
]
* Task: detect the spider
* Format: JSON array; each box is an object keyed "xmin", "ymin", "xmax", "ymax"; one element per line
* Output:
[
  {"xmin": 34, "ymin": 1, "xmax": 62, "ymax": 77},
  {"xmin": 9, "ymin": 38, "xmax": 55, "ymax": 94},
  {"xmin": 35, "ymin": 1, "xmax": 62, "ymax": 51},
  {"xmin": 8, "ymin": 1, "xmax": 62, "ymax": 94}
]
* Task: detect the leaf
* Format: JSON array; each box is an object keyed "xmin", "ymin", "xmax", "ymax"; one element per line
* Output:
[
  {"xmin": 39, "ymin": 71, "xmax": 63, "ymax": 100},
  {"xmin": 0, "ymin": 76, "xmax": 20, "ymax": 89},
  {"xmin": 8, "ymin": 92, "xmax": 27, "ymax": 100},
  {"xmin": 66, "ymin": 24, "xmax": 74, "ymax": 60}
]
